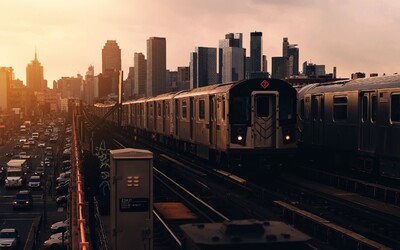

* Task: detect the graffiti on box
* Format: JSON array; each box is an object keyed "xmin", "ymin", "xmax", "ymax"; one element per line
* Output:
[{"xmin": 96, "ymin": 139, "xmax": 110, "ymax": 196}]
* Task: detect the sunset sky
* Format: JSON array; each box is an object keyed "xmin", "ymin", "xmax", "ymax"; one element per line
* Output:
[{"xmin": 1, "ymin": 0, "xmax": 399, "ymax": 87}]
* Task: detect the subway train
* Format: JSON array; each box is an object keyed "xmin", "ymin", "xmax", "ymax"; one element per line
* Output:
[
  {"xmin": 297, "ymin": 74, "xmax": 400, "ymax": 179},
  {"xmin": 94, "ymin": 78, "xmax": 297, "ymax": 170}
]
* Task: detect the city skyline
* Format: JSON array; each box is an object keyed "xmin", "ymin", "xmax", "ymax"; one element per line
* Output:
[{"xmin": 1, "ymin": 0, "xmax": 399, "ymax": 87}]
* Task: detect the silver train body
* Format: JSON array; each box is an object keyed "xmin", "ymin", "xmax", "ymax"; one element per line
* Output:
[
  {"xmin": 94, "ymin": 78, "xmax": 297, "ymax": 169},
  {"xmin": 297, "ymin": 75, "xmax": 400, "ymax": 178}
]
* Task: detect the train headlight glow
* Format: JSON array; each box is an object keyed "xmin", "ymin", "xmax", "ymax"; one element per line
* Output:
[
  {"xmin": 285, "ymin": 135, "xmax": 291, "ymax": 141},
  {"xmin": 237, "ymin": 135, "xmax": 243, "ymax": 141}
]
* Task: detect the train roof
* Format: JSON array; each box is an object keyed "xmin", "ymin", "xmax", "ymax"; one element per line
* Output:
[
  {"xmin": 301, "ymin": 75, "xmax": 400, "ymax": 94},
  {"xmin": 174, "ymin": 82, "xmax": 234, "ymax": 98},
  {"xmin": 94, "ymin": 102, "xmax": 116, "ymax": 108},
  {"xmin": 147, "ymin": 91, "xmax": 186, "ymax": 101}
]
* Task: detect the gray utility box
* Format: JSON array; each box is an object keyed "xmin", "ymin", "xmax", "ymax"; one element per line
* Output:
[{"xmin": 110, "ymin": 148, "xmax": 153, "ymax": 250}]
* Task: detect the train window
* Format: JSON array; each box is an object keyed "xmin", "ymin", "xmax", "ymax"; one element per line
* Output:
[
  {"xmin": 165, "ymin": 103, "xmax": 169, "ymax": 118},
  {"xmin": 311, "ymin": 97, "xmax": 319, "ymax": 120},
  {"xmin": 256, "ymin": 95, "xmax": 270, "ymax": 117},
  {"xmin": 371, "ymin": 95, "xmax": 377, "ymax": 122},
  {"xmin": 157, "ymin": 103, "xmax": 161, "ymax": 117},
  {"xmin": 299, "ymin": 99, "xmax": 305, "ymax": 120},
  {"xmin": 231, "ymin": 97, "xmax": 250, "ymax": 124},
  {"xmin": 362, "ymin": 96, "xmax": 368, "ymax": 122},
  {"xmin": 333, "ymin": 96, "xmax": 347, "ymax": 121},
  {"xmin": 391, "ymin": 94, "xmax": 400, "ymax": 122},
  {"xmin": 222, "ymin": 96, "xmax": 226, "ymax": 121},
  {"xmin": 321, "ymin": 96, "xmax": 325, "ymax": 120},
  {"xmin": 199, "ymin": 100, "xmax": 205, "ymax": 120},
  {"xmin": 182, "ymin": 100, "xmax": 187, "ymax": 119}
]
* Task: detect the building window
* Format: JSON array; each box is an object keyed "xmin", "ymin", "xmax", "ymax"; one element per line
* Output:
[
  {"xmin": 333, "ymin": 96, "xmax": 347, "ymax": 121},
  {"xmin": 157, "ymin": 103, "xmax": 161, "ymax": 117},
  {"xmin": 391, "ymin": 94, "xmax": 400, "ymax": 122},
  {"xmin": 182, "ymin": 100, "xmax": 187, "ymax": 118},
  {"xmin": 199, "ymin": 99, "xmax": 205, "ymax": 120}
]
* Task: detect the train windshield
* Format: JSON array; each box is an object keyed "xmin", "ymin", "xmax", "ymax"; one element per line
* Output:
[
  {"xmin": 279, "ymin": 95, "xmax": 296, "ymax": 125},
  {"xmin": 230, "ymin": 96, "xmax": 250, "ymax": 124}
]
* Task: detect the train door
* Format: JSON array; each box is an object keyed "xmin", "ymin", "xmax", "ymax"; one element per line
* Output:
[
  {"xmin": 190, "ymin": 97, "xmax": 194, "ymax": 140},
  {"xmin": 359, "ymin": 92, "xmax": 376, "ymax": 152},
  {"xmin": 252, "ymin": 92, "xmax": 277, "ymax": 148},
  {"xmin": 154, "ymin": 101, "xmax": 157, "ymax": 131},
  {"xmin": 209, "ymin": 95, "xmax": 216, "ymax": 145},
  {"xmin": 311, "ymin": 95, "xmax": 324, "ymax": 145}
]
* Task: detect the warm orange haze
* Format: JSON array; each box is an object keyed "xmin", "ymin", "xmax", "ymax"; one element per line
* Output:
[
  {"xmin": 1, "ymin": 0, "xmax": 400, "ymax": 87},
  {"xmin": 0, "ymin": 1, "xmax": 400, "ymax": 249}
]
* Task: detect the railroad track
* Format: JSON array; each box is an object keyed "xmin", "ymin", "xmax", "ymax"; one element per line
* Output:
[{"xmin": 89, "ymin": 120, "xmax": 399, "ymax": 249}]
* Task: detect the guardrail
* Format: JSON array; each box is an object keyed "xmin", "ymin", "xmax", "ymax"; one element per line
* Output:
[{"xmin": 72, "ymin": 110, "xmax": 90, "ymax": 249}]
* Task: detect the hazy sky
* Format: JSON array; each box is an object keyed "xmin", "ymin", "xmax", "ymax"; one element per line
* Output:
[{"xmin": 1, "ymin": 0, "xmax": 399, "ymax": 88}]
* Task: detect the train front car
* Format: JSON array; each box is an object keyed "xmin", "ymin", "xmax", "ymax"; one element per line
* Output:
[{"xmin": 227, "ymin": 78, "xmax": 297, "ymax": 170}]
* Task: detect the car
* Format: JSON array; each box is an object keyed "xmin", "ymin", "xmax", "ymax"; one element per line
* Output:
[
  {"xmin": 28, "ymin": 138, "xmax": 35, "ymax": 145},
  {"xmin": 27, "ymin": 175, "xmax": 42, "ymax": 190},
  {"xmin": 19, "ymin": 138, "xmax": 27, "ymax": 143},
  {"xmin": 56, "ymin": 195, "xmax": 68, "ymax": 207},
  {"xmin": 49, "ymin": 231, "xmax": 69, "ymax": 240},
  {"xmin": 56, "ymin": 171, "xmax": 71, "ymax": 184},
  {"xmin": 43, "ymin": 233, "xmax": 69, "ymax": 249},
  {"xmin": 5, "ymin": 152, "xmax": 14, "ymax": 157},
  {"xmin": 0, "ymin": 228, "xmax": 20, "ymax": 250},
  {"xmin": 38, "ymin": 141, "xmax": 46, "ymax": 148},
  {"xmin": 56, "ymin": 182, "xmax": 69, "ymax": 195},
  {"xmin": 22, "ymin": 143, "xmax": 31, "ymax": 150},
  {"xmin": 13, "ymin": 144, "xmax": 21, "ymax": 149},
  {"xmin": 50, "ymin": 220, "xmax": 69, "ymax": 234},
  {"xmin": 19, "ymin": 151, "xmax": 30, "ymax": 159},
  {"xmin": 35, "ymin": 166, "xmax": 45, "ymax": 176},
  {"xmin": 13, "ymin": 190, "xmax": 33, "ymax": 210},
  {"xmin": 41, "ymin": 158, "xmax": 51, "ymax": 167}
]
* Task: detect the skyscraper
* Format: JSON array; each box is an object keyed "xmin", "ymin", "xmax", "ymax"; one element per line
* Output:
[
  {"xmin": 250, "ymin": 32, "xmax": 263, "ymax": 72},
  {"xmin": 190, "ymin": 52, "xmax": 197, "ymax": 89},
  {"xmin": 147, "ymin": 37, "xmax": 166, "ymax": 96},
  {"xmin": 219, "ymin": 33, "xmax": 245, "ymax": 83},
  {"xmin": 271, "ymin": 57, "xmax": 288, "ymax": 79},
  {"xmin": 134, "ymin": 52, "xmax": 147, "ymax": 98},
  {"xmin": 0, "ymin": 67, "xmax": 13, "ymax": 112},
  {"xmin": 218, "ymin": 33, "xmax": 243, "ymax": 83},
  {"xmin": 26, "ymin": 50, "xmax": 46, "ymax": 92},
  {"xmin": 222, "ymin": 47, "xmax": 245, "ymax": 82},
  {"xmin": 177, "ymin": 67, "xmax": 190, "ymax": 90},
  {"xmin": 191, "ymin": 47, "xmax": 217, "ymax": 88},
  {"xmin": 123, "ymin": 67, "xmax": 135, "ymax": 100},
  {"xmin": 84, "ymin": 65, "xmax": 95, "ymax": 104},
  {"xmin": 282, "ymin": 37, "xmax": 299, "ymax": 76},
  {"xmin": 102, "ymin": 40, "xmax": 121, "ymax": 74}
]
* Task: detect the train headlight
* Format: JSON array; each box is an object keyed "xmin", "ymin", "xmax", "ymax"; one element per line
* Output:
[
  {"xmin": 231, "ymin": 125, "xmax": 247, "ymax": 145},
  {"xmin": 282, "ymin": 127, "xmax": 295, "ymax": 144}
]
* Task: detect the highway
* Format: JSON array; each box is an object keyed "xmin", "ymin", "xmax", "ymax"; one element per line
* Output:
[{"xmin": 0, "ymin": 127, "xmax": 66, "ymax": 249}]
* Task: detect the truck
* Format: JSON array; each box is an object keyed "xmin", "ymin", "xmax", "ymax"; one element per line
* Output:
[
  {"xmin": 5, "ymin": 168, "xmax": 25, "ymax": 188},
  {"xmin": 5, "ymin": 160, "xmax": 27, "ymax": 188},
  {"xmin": 6, "ymin": 159, "xmax": 27, "ymax": 169}
]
